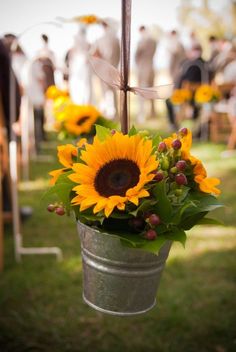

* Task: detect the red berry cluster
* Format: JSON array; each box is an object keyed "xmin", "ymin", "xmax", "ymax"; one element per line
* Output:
[
  {"xmin": 154, "ymin": 127, "xmax": 190, "ymax": 190},
  {"xmin": 129, "ymin": 213, "xmax": 162, "ymax": 241},
  {"xmin": 145, "ymin": 213, "xmax": 161, "ymax": 240},
  {"xmin": 47, "ymin": 204, "xmax": 65, "ymax": 216}
]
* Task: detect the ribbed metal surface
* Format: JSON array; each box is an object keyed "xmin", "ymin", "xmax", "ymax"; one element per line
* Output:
[{"xmin": 77, "ymin": 221, "xmax": 171, "ymax": 316}]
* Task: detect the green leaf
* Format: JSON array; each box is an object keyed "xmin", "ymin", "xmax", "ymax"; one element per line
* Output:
[
  {"xmin": 96, "ymin": 116, "xmax": 117, "ymax": 130},
  {"xmin": 152, "ymin": 134, "xmax": 161, "ymax": 148},
  {"xmin": 56, "ymin": 170, "xmax": 75, "ymax": 185},
  {"xmin": 196, "ymin": 217, "xmax": 224, "ymax": 226},
  {"xmin": 154, "ymin": 223, "xmax": 169, "ymax": 234},
  {"xmin": 187, "ymin": 192, "xmax": 224, "ymax": 212},
  {"xmin": 152, "ymin": 180, "xmax": 173, "ymax": 223},
  {"xmin": 128, "ymin": 125, "xmax": 138, "ymax": 136},
  {"xmin": 171, "ymin": 201, "xmax": 194, "ymax": 225},
  {"xmin": 130, "ymin": 199, "xmax": 157, "ymax": 217},
  {"xmin": 110, "ymin": 212, "xmax": 131, "ymax": 219},
  {"xmin": 181, "ymin": 211, "xmax": 208, "ymax": 230},
  {"xmin": 41, "ymin": 183, "xmax": 72, "ymax": 211},
  {"xmin": 77, "ymin": 214, "xmax": 104, "ymax": 225},
  {"xmin": 95, "ymin": 125, "xmax": 111, "ymax": 141},
  {"xmin": 165, "ymin": 227, "xmax": 187, "ymax": 247},
  {"xmin": 141, "ymin": 235, "xmax": 169, "ymax": 253}
]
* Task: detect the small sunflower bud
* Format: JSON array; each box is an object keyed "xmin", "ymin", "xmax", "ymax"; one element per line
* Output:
[
  {"xmin": 175, "ymin": 189, "xmax": 183, "ymax": 196},
  {"xmin": 170, "ymin": 166, "xmax": 178, "ymax": 174},
  {"xmin": 161, "ymin": 157, "xmax": 169, "ymax": 170}
]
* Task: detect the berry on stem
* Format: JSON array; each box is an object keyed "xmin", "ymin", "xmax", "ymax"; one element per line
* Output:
[
  {"xmin": 55, "ymin": 207, "xmax": 65, "ymax": 216},
  {"xmin": 172, "ymin": 139, "xmax": 182, "ymax": 150},
  {"xmin": 148, "ymin": 214, "xmax": 161, "ymax": 226},
  {"xmin": 176, "ymin": 160, "xmax": 187, "ymax": 171},
  {"xmin": 158, "ymin": 142, "xmax": 167, "ymax": 152},
  {"xmin": 175, "ymin": 173, "xmax": 188, "ymax": 185},
  {"xmin": 179, "ymin": 127, "xmax": 188, "ymax": 136},
  {"xmin": 145, "ymin": 229, "xmax": 157, "ymax": 240},
  {"xmin": 47, "ymin": 204, "xmax": 56, "ymax": 212},
  {"xmin": 153, "ymin": 171, "xmax": 164, "ymax": 182},
  {"xmin": 129, "ymin": 217, "xmax": 144, "ymax": 230}
]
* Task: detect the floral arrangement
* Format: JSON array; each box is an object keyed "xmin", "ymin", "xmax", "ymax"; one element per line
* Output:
[
  {"xmin": 45, "ymin": 86, "xmax": 115, "ymax": 140},
  {"xmin": 170, "ymin": 89, "xmax": 192, "ymax": 105},
  {"xmin": 194, "ymin": 84, "xmax": 221, "ymax": 104},
  {"xmin": 46, "ymin": 125, "xmax": 222, "ymax": 253}
]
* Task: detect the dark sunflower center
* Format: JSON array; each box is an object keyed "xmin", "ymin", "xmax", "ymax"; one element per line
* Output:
[
  {"xmin": 76, "ymin": 115, "xmax": 90, "ymax": 126},
  {"xmin": 94, "ymin": 159, "xmax": 140, "ymax": 197}
]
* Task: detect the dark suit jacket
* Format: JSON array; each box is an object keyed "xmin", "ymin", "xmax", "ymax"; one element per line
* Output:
[{"xmin": 0, "ymin": 39, "xmax": 21, "ymax": 139}]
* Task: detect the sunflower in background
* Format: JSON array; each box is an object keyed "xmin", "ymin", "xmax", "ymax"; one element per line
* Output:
[
  {"xmin": 195, "ymin": 84, "xmax": 220, "ymax": 104},
  {"xmin": 170, "ymin": 89, "xmax": 192, "ymax": 105},
  {"xmin": 46, "ymin": 85, "xmax": 69, "ymax": 100},
  {"xmin": 63, "ymin": 105, "xmax": 101, "ymax": 136}
]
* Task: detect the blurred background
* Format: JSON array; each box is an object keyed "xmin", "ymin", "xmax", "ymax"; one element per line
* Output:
[{"xmin": 0, "ymin": 1, "xmax": 236, "ymax": 351}]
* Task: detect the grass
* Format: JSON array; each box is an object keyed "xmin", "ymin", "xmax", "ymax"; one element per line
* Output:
[{"xmin": 1, "ymin": 128, "xmax": 236, "ymax": 352}]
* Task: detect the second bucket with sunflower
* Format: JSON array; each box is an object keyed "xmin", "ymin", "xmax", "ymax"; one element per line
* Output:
[{"xmin": 78, "ymin": 221, "xmax": 171, "ymax": 316}]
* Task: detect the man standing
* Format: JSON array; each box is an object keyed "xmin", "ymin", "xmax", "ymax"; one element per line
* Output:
[
  {"xmin": 91, "ymin": 18, "xmax": 120, "ymax": 119},
  {"xmin": 135, "ymin": 26, "xmax": 157, "ymax": 123}
]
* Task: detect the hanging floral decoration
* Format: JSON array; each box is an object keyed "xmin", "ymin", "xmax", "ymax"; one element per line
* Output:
[
  {"xmin": 45, "ymin": 126, "xmax": 222, "ymax": 253},
  {"xmin": 45, "ymin": 86, "xmax": 116, "ymax": 139}
]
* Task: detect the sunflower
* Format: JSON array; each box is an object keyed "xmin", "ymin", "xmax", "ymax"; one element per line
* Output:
[
  {"xmin": 170, "ymin": 89, "xmax": 192, "ymax": 105},
  {"xmin": 53, "ymin": 96, "xmax": 73, "ymax": 122},
  {"xmin": 195, "ymin": 85, "xmax": 214, "ymax": 104},
  {"xmin": 49, "ymin": 144, "xmax": 78, "ymax": 185},
  {"xmin": 69, "ymin": 132, "xmax": 158, "ymax": 217},
  {"xmin": 46, "ymin": 85, "xmax": 69, "ymax": 100},
  {"xmin": 189, "ymin": 155, "xmax": 221, "ymax": 195},
  {"xmin": 64, "ymin": 105, "xmax": 101, "ymax": 136}
]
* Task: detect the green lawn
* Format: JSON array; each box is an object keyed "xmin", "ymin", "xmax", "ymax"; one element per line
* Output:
[{"xmin": 1, "ymin": 130, "xmax": 236, "ymax": 352}]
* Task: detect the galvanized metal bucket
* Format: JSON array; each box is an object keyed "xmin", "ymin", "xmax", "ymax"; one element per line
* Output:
[{"xmin": 77, "ymin": 221, "xmax": 171, "ymax": 316}]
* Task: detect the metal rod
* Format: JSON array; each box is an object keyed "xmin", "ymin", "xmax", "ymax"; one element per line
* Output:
[{"xmin": 120, "ymin": 0, "xmax": 132, "ymax": 134}]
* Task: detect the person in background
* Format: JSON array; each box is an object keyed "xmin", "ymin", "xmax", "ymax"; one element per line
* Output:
[
  {"xmin": 91, "ymin": 18, "xmax": 120, "ymax": 119},
  {"xmin": 135, "ymin": 25, "xmax": 157, "ymax": 123},
  {"xmin": 37, "ymin": 34, "xmax": 55, "ymax": 93},
  {"xmin": 0, "ymin": 38, "xmax": 21, "ymax": 140},
  {"xmin": 167, "ymin": 30, "xmax": 186, "ymax": 84},
  {"xmin": 3, "ymin": 33, "xmax": 27, "ymax": 93},
  {"xmin": 67, "ymin": 26, "xmax": 93, "ymax": 105},
  {"xmin": 166, "ymin": 44, "xmax": 209, "ymax": 131},
  {"xmin": 212, "ymin": 38, "xmax": 236, "ymax": 76},
  {"xmin": 207, "ymin": 35, "xmax": 220, "ymax": 80},
  {"xmin": 23, "ymin": 54, "xmax": 45, "ymax": 153},
  {"xmin": 0, "ymin": 39, "xmax": 21, "ymax": 214}
]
